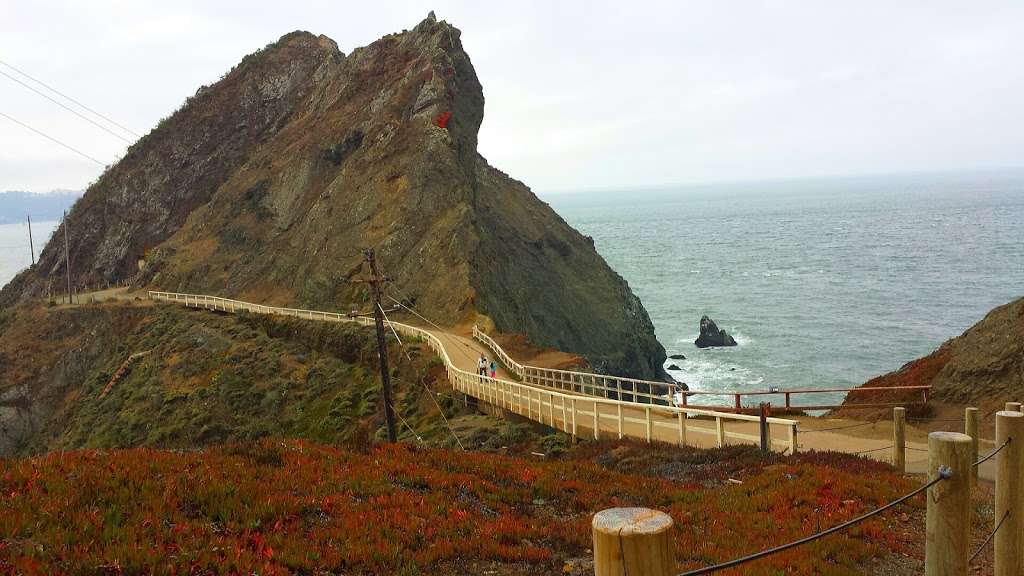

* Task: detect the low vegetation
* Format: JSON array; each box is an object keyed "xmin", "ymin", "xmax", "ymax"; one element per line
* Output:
[
  {"xmin": 0, "ymin": 440, "xmax": 921, "ymax": 575},
  {"xmin": 1, "ymin": 302, "xmax": 527, "ymax": 456}
]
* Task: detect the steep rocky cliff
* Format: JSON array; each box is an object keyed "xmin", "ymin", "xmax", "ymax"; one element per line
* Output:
[{"xmin": 1, "ymin": 15, "xmax": 667, "ymax": 379}]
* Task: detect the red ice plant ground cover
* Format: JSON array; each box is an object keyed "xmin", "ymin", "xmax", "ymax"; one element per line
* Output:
[{"xmin": 0, "ymin": 441, "xmax": 916, "ymax": 575}]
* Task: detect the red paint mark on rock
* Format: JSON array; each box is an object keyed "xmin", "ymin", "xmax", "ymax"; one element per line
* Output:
[{"xmin": 436, "ymin": 111, "xmax": 452, "ymax": 129}]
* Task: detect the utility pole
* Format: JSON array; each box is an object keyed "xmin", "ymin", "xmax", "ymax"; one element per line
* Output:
[
  {"xmin": 353, "ymin": 248, "xmax": 398, "ymax": 442},
  {"xmin": 27, "ymin": 215, "xmax": 35, "ymax": 265},
  {"xmin": 63, "ymin": 210, "xmax": 71, "ymax": 304}
]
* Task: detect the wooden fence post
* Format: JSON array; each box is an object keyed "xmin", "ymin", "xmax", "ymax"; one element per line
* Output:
[
  {"xmin": 893, "ymin": 407, "xmax": 906, "ymax": 473},
  {"xmin": 964, "ymin": 407, "xmax": 979, "ymax": 488},
  {"xmin": 645, "ymin": 407, "xmax": 652, "ymax": 443},
  {"xmin": 677, "ymin": 411, "xmax": 686, "ymax": 447},
  {"xmin": 925, "ymin": 431, "xmax": 971, "ymax": 576},
  {"xmin": 593, "ymin": 401, "xmax": 599, "ymax": 440},
  {"xmin": 571, "ymin": 398, "xmax": 577, "ymax": 438},
  {"xmin": 994, "ymin": 411, "xmax": 1023, "ymax": 576},
  {"xmin": 716, "ymin": 417, "xmax": 725, "ymax": 448},
  {"xmin": 759, "ymin": 403, "xmax": 769, "ymax": 453},
  {"xmin": 618, "ymin": 404, "xmax": 624, "ymax": 439},
  {"xmin": 593, "ymin": 508, "xmax": 674, "ymax": 576}
]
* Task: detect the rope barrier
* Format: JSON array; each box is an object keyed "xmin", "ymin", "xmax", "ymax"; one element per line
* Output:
[
  {"xmin": 969, "ymin": 510, "xmax": 1009, "ymax": 564},
  {"xmin": 677, "ymin": 472, "xmax": 950, "ymax": 575},
  {"xmin": 973, "ymin": 437, "xmax": 1011, "ymax": 467},
  {"xmin": 907, "ymin": 417, "xmax": 965, "ymax": 423},
  {"xmin": 854, "ymin": 445, "xmax": 893, "ymax": 455},
  {"xmin": 802, "ymin": 420, "xmax": 879, "ymax": 433}
]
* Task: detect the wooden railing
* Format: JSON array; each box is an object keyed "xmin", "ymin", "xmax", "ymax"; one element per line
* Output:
[
  {"xmin": 472, "ymin": 326, "xmax": 930, "ymax": 412},
  {"xmin": 149, "ymin": 291, "xmax": 800, "ymax": 453}
]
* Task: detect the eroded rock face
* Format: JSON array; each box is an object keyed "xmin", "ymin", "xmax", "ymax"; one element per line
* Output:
[
  {"xmin": 694, "ymin": 315, "xmax": 737, "ymax": 348},
  {"xmin": 1, "ymin": 15, "xmax": 667, "ymax": 379}
]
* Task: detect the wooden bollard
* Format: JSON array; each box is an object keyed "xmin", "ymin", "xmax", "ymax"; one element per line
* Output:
[
  {"xmin": 994, "ymin": 411, "xmax": 1023, "ymax": 576},
  {"xmin": 759, "ymin": 403, "xmax": 769, "ymax": 453},
  {"xmin": 965, "ymin": 407, "xmax": 979, "ymax": 487},
  {"xmin": 1006, "ymin": 402, "xmax": 1022, "ymax": 413},
  {"xmin": 893, "ymin": 407, "xmax": 906, "ymax": 473},
  {"xmin": 925, "ymin": 432, "xmax": 972, "ymax": 576},
  {"xmin": 593, "ymin": 508, "xmax": 674, "ymax": 576}
]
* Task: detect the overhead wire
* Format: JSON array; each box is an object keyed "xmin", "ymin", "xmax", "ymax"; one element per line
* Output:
[
  {"xmin": 0, "ymin": 110, "xmax": 107, "ymax": 165},
  {"xmin": 0, "ymin": 68, "xmax": 134, "ymax": 144},
  {"xmin": 378, "ymin": 302, "xmax": 466, "ymax": 451},
  {"xmin": 0, "ymin": 58, "xmax": 141, "ymax": 137}
]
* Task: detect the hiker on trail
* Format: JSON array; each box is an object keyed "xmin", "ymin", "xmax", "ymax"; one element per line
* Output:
[
  {"xmin": 489, "ymin": 360, "xmax": 497, "ymax": 378},
  {"xmin": 477, "ymin": 354, "xmax": 488, "ymax": 377}
]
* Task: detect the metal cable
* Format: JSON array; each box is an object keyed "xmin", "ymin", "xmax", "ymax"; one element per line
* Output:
[
  {"xmin": 974, "ymin": 438, "xmax": 1011, "ymax": 467},
  {"xmin": 379, "ymin": 304, "xmax": 466, "ymax": 451},
  {"xmin": 969, "ymin": 510, "xmax": 1010, "ymax": 564},
  {"xmin": 0, "ymin": 58, "xmax": 141, "ymax": 137},
  {"xmin": 0, "ymin": 68, "xmax": 133, "ymax": 144},
  {"xmin": 678, "ymin": 472, "xmax": 950, "ymax": 575},
  {"xmin": 386, "ymin": 293, "xmax": 482, "ymax": 359},
  {"xmin": 391, "ymin": 405, "xmax": 424, "ymax": 445},
  {"xmin": 0, "ymin": 110, "xmax": 108, "ymax": 165}
]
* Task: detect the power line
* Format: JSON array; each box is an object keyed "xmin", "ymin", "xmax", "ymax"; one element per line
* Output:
[
  {"xmin": 379, "ymin": 304, "xmax": 466, "ymax": 451},
  {"xmin": 0, "ymin": 68, "xmax": 134, "ymax": 144},
  {"xmin": 0, "ymin": 110, "xmax": 107, "ymax": 166},
  {"xmin": 0, "ymin": 58, "xmax": 141, "ymax": 138}
]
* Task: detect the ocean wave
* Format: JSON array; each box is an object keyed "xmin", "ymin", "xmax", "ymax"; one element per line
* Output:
[{"xmin": 663, "ymin": 355, "xmax": 766, "ymax": 392}]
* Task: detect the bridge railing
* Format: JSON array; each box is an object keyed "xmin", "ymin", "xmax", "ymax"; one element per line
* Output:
[
  {"xmin": 150, "ymin": 291, "xmax": 800, "ymax": 453},
  {"xmin": 471, "ymin": 326, "xmax": 930, "ymax": 412}
]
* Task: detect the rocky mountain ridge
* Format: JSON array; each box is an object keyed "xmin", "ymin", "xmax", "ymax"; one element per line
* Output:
[{"xmin": 0, "ymin": 15, "xmax": 667, "ymax": 379}]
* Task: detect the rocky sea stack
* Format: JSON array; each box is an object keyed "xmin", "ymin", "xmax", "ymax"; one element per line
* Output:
[
  {"xmin": 0, "ymin": 15, "xmax": 667, "ymax": 379},
  {"xmin": 694, "ymin": 315, "xmax": 737, "ymax": 348}
]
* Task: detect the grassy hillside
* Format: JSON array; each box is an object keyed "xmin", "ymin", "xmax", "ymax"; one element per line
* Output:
[
  {"xmin": 0, "ymin": 301, "xmax": 535, "ymax": 456},
  {"xmin": 0, "ymin": 439, "xmax": 924, "ymax": 575}
]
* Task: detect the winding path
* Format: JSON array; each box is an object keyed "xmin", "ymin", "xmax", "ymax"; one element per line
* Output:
[{"xmin": 137, "ymin": 290, "xmax": 997, "ymax": 481}]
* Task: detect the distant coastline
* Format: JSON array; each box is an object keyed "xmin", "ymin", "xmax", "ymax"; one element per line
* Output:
[{"xmin": 0, "ymin": 190, "xmax": 82, "ymax": 224}]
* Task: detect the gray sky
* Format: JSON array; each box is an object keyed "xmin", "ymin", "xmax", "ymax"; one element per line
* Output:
[{"xmin": 2, "ymin": 0, "xmax": 1022, "ymax": 194}]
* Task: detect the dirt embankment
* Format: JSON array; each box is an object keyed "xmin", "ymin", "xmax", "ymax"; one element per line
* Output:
[{"xmin": 834, "ymin": 297, "xmax": 1024, "ymax": 434}]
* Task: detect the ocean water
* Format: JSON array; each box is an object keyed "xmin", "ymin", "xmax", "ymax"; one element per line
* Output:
[
  {"xmin": 0, "ymin": 220, "xmax": 58, "ymax": 287},
  {"xmin": 548, "ymin": 171, "xmax": 1024, "ymax": 407}
]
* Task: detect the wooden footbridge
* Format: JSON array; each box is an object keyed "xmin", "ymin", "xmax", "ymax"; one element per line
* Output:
[{"xmin": 149, "ymin": 291, "xmax": 801, "ymax": 453}]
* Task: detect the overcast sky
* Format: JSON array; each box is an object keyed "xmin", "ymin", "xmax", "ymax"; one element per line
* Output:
[{"xmin": 2, "ymin": 0, "xmax": 1023, "ymax": 194}]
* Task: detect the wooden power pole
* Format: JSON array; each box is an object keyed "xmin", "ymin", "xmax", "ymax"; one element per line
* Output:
[
  {"xmin": 27, "ymin": 215, "xmax": 35, "ymax": 265},
  {"xmin": 353, "ymin": 248, "xmax": 398, "ymax": 442},
  {"xmin": 63, "ymin": 210, "xmax": 71, "ymax": 304}
]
